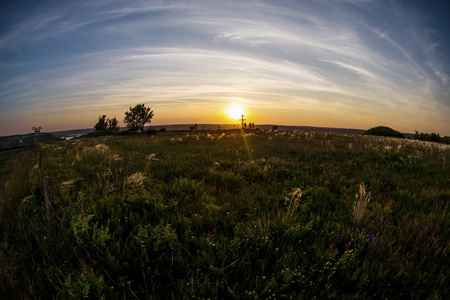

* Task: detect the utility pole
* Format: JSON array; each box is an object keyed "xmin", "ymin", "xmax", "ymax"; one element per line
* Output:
[
  {"xmin": 32, "ymin": 126, "xmax": 42, "ymax": 158},
  {"xmin": 240, "ymin": 114, "xmax": 246, "ymax": 129}
]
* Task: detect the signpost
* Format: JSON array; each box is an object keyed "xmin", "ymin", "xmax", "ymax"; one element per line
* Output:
[{"xmin": 32, "ymin": 126, "xmax": 42, "ymax": 158}]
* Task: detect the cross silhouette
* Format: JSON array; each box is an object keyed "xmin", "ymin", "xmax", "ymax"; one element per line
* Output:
[{"xmin": 240, "ymin": 114, "xmax": 246, "ymax": 128}]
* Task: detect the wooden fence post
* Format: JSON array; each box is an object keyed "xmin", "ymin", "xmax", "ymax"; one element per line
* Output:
[
  {"xmin": 39, "ymin": 154, "xmax": 43, "ymax": 169},
  {"xmin": 44, "ymin": 176, "xmax": 52, "ymax": 219}
]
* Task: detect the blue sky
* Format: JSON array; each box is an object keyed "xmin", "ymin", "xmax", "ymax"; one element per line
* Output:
[{"xmin": 1, "ymin": 0, "xmax": 449, "ymax": 136}]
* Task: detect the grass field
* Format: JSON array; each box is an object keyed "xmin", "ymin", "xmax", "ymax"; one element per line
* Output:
[{"xmin": 1, "ymin": 129, "xmax": 449, "ymax": 299}]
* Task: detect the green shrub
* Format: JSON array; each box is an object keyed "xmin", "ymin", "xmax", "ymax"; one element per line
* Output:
[
  {"xmin": 146, "ymin": 128, "xmax": 157, "ymax": 135},
  {"xmin": 363, "ymin": 126, "xmax": 405, "ymax": 138}
]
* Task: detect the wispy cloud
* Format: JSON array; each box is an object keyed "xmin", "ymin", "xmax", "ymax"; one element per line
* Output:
[{"xmin": 0, "ymin": 0, "xmax": 449, "ymax": 135}]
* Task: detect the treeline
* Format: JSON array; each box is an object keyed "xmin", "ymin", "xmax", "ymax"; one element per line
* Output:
[
  {"xmin": 414, "ymin": 131, "xmax": 450, "ymax": 144},
  {"xmin": 93, "ymin": 103, "xmax": 154, "ymax": 133},
  {"xmin": 363, "ymin": 126, "xmax": 449, "ymax": 145},
  {"xmin": 93, "ymin": 115, "xmax": 119, "ymax": 132}
]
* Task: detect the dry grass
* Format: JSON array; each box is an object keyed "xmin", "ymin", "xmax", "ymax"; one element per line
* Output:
[
  {"xmin": 353, "ymin": 183, "xmax": 370, "ymax": 222},
  {"xmin": 126, "ymin": 172, "xmax": 146, "ymax": 186}
]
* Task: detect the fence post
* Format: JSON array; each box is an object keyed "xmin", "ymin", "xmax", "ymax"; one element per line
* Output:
[
  {"xmin": 44, "ymin": 176, "xmax": 52, "ymax": 219},
  {"xmin": 32, "ymin": 126, "xmax": 42, "ymax": 158},
  {"xmin": 39, "ymin": 154, "xmax": 43, "ymax": 169}
]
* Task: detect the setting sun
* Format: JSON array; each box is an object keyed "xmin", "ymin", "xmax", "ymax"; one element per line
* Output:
[{"xmin": 226, "ymin": 104, "xmax": 245, "ymax": 121}]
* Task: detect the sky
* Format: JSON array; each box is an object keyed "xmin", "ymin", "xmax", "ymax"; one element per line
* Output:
[{"xmin": 1, "ymin": 0, "xmax": 449, "ymax": 136}]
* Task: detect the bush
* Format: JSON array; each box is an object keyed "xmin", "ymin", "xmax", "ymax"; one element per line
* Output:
[
  {"xmin": 107, "ymin": 117, "xmax": 120, "ymax": 132},
  {"xmin": 414, "ymin": 131, "xmax": 431, "ymax": 141},
  {"xmin": 146, "ymin": 129, "xmax": 157, "ymax": 135},
  {"xmin": 363, "ymin": 126, "xmax": 405, "ymax": 138},
  {"xmin": 94, "ymin": 115, "xmax": 107, "ymax": 131},
  {"xmin": 94, "ymin": 115, "xmax": 119, "ymax": 132}
]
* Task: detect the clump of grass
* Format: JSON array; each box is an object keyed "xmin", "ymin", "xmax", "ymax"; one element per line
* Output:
[
  {"xmin": 284, "ymin": 187, "xmax": 303, "ymax": 219},
  {"xmin": 353, "ymin": 183, "xmax": 371, "ymax": 222}
]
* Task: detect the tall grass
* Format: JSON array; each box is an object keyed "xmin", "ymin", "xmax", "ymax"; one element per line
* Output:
[
  {"xmin": 0, "ymin": 130, "xmax": 449, "ymax": 299},
  {"xmin": 353, "ymin": 184, "xmax": 370, "ymax": 222}
]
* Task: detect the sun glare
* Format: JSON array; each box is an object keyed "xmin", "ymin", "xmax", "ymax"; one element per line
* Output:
[{"xmin": 226, "ymin": 104, "xmax": 245, "ymax": 121}]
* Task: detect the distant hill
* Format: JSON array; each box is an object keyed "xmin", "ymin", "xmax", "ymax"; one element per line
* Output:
[
  {"xmin": 49, "ymin": 128, "xmax": 94, "ymax": 138},
  {"xmin": 145, "ymin": 124, "xmax": 367, "ymax": 135},
  {"xmin": 0, "ymin": 124, "xmax": 413, "ymax": 151},
  {"xmin": 147, "ymin": 124, "xmax": 413, "ymax": 138}
]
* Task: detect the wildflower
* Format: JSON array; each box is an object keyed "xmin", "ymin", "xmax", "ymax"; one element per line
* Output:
[
  {"xmin": 147, "ymin": 153, "xmax": 159, "ymax": 161},
  {"xmin": 94, "ymin": 144, "xmax": 109, "ymax": 151},
  {"xmin": 126, "ymin": 172, "xmax": 146, "ymax": 186},
  {"xmin": 112, "ymin": 154, "xmax": 122, "ymax": 161}
]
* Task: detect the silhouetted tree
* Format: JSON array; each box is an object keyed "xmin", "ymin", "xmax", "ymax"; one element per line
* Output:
[
  {"xmin": 430, "ymin": 132, "xmax": 441, "ymax": 143},
  {"xmin": 414, "ymin": 130, "xmax": 430, "ymax": 141},
  {"xmin": 94, "ymin": 115, "xmax": 107, "ymax": 131},
  {"xmin": 107, "ymin": 117, "xmax": 120, "ymax": 131},
  {"xmin": 124, "ymin": 104, "xmax": 154, "ymax": 132}
]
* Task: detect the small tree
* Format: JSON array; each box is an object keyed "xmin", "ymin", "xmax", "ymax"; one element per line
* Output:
[
  {"xmin": 94, "ymin": 115, "xmax": 107, "ymax": 131},
  {"xmin": 107, "ymin": 117, "xmax": 120, "ymax": 131},
  {"xmin": 124, "ymin": 104, "xmax": 154, "ymax": 132}
]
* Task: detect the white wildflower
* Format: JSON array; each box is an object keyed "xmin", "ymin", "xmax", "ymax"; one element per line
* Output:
[
  {"xmin": 112, "ymin": 154, "xmax": 122, "ymax": 161},
  {"xmin": 146, "ymin": 153, "xmax": 159, "ymax": 161},
  {"xmin": 126, "ymin": 172, "xmax": 146, "ymax": 186}
]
